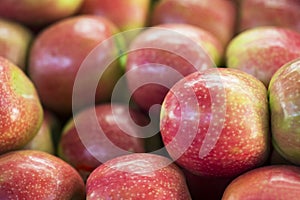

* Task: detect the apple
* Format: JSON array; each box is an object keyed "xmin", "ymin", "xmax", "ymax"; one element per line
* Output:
[
  {"xmin": 160, "ymin": 68, "xmax": 270, "ymax": 178},
  {"xmin": 0, "ymin": 18, "xmax": 33, "ymax": 70},
  {"xmin": 0, "ymin": 56, "xmax": 43, "ymax": 154},
  {"xmin": 269, "ymin": 58, "xmax": 300, "ymax": 165},
  {"xmin": 226, "ymin": 26, "xmax": 300, "ymax": 86},
  {"xmin": 28, "ymin": 15, "xmax": 123, "ymax": 116},
  {"xmin": 238, "ymin": 0, "xmax": 300, "ymax": 33},
  {"xmin": 23, "ymin": 110, "xmax": 60, "ymax": 154},
  {"xmin": 269, "ymin": 148, "xmax": 292, "ymax": 165},
  {"xmin": 58, "ymin": 103, "xmax": 147, "ymax": 180},
  {"xmin": 126, "ymin": 23, "xmax": 223, "ymax": 113},
  {"xmin": 0, "ymin": 150, "xmax": 85, "ymax": 199},
  {"xmin": 80, "ymin": 0, "xmax": 150, "ymax": 32},
  {"xmin": 86, "ymin": 153, "xmax": 191, "ymax": 199},
  {"xmin": 0, "ymin": 0, "xmax": 83, "ymax": 27},
  {"xmin": 151, "ymin": 0, "xmax": 237, "ymax": 45},
  {"xmin": 222, "ymin": 165, "xmax": 300, "ymax": 199}
]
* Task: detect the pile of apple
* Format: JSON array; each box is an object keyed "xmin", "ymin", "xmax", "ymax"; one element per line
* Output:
[{"xmin": 0, "ymin": 0, "xmax": 300, "ymax": 199}]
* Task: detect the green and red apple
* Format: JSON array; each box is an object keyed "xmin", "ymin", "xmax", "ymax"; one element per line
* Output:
[
  {"xmin": 151, "ymin": 0, "xmax": 237, "ymax": 45},
  {"xmin": 226, "ymin": 26, "xmax": 300, "ymax": 86},
  {"xmin": 0, "ymin": 57, "xmax": 43, "ymax": 154},
  {"xmin": 0, "ymin": 0, "xmax": 83, "ymax": 27},
  {"xmin": 86, "ymin": 153, "xmax": 191, "ymax": 199},
  {"xmin": 126, "ymin": 23, "xmax": 223, "ymax": 112},
  {"xmin": 238, "ymin": 0, "xmax": 300, "ymax": 33},
  {"xmin": 160, "ymin": 68, "xmax": 270, "ymax": 178},
  {"xmin": 222, "ymin": 165, "xmax": 300, "ymax": 199},
  {"xmin": 28, "ymin": 15, "xmax": 123, "ymax": 116},
  {"xmin": 80, "ymin": 0, "xmax": 150, "ymax": 31},
  {"xmin": 0, "ymin": 18, "xmax": 33, "ymax": 70},
  {"xmin": 0, "ymin": 150, "xmax": 85, "ymax": 199},
  {"xmin": 269, "ymin": 58, "xmax": 300, "ymax": 165},
  {"xmin": 58, "ymin": 103, "xmax": 147, "ymax": 180},
  {"xmin": 23, "ymin": 110, "xmax": 60, "ymax": 154}
]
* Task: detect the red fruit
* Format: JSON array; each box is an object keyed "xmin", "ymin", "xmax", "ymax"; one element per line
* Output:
[
  {"xmin": 226, "ymin": 26, "xmax": 300, "ymax": 86},
  {"xmin": 222, "ymin": 165, "xmax": 300, "ymax": 200},
  {"xmin": 58, "ymin": 103, "xmax": 146, "ymax": 179},
  {"xmin": 0, "ymin": 150, "xmax": 85, "ymax": 199},
  {"xmin": 126, "ymin": 23, "xmax": 223, "ymax": 112},
  {"xmin": 269, "ymin": 58, "xmax": 300, "ymax": 164},
  {"xmin": 151, "ymin": 0, "xmax": 237, "ymax": 45},
  {"xmin": 239, "ymin": 0, "xmax": 300, "ymax": 33},
  {"xmin": 0, "ymin": 57, "xmax": 43, "ymax": 154},
  {"xmin": 160, "ymin": 68, "xmax": 270, "ymax": 178},
  {"xmin": 86, "ymin": 153, "xmax": 191, "ymax": 199},
  {"xmin": 0, "ymin": 0, "xmax": 83, "ymax": 27},
  {"xmin": 28, "ymin": 15, "xmax": 123, "ymax": 116},
  {"xmin": 0, "ymin": 18, "xmax": 33, "ymax": 70},
  {"xmin": 80, "ymin": 0, "xmax": 150, "ymax": 31}
]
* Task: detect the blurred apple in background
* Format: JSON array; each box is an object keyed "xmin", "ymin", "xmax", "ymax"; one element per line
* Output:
[
  {"xmin": 0, "ymin": 0, "xmax": 83, "ymax": 27},
  {"xmin": 23, "ymin": 110, "xmax": 61, "ymax": 154},
  {"xmin": 151, "ymin": 0, "xmax": 237, "ymax": 45},
  {"xmin": 58, "ymin": 103, "xmax": 147, "ymax": 180},
  {"xmin": 126, "ymin": 23, "xmax": 223, "ymax": 113},
  {"xmin": 80, "ymin": 0, "xmax": 150, "ymax": 32},
  {"xmin": 160, "ymin": 68, "xmax": 269, "ymax": 178},
  {"xmin": 86, "ymin": 153, "xmax": 191, "ymax": 199},
  {"xmin": 226, "ymin": 26, "xmax": 300, "ymax": 86},
  {"xmin": 269, "ymin": 58, "xmax": 300, "ymax": 165},
  {"xmin": 0, "ymin": 57, "xmax": 43, "ymax": 154},
  {"xmin": 28, "ymin": 15, "xmax": 123, "ymax": 117},
  {"xmin": 0, "ymin": 150, "xmax": 85, "ymax": 199},
  {"xmin": 238, "ymin": 0, "xmax": 300, "ymax": 33},
  {"xmin": 222, "ymin": 165, "xmax": 300, "ymax": 199},
  {"xmin": 0, "ymin": 18, "xmax": 33, "ymax": 70}
]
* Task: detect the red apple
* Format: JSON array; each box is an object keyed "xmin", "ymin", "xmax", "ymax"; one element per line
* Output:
[
  {"xmin": 126, "ymin": 23, "xmax": 223, "ymax": 113},
  {"xmin": 226, "ymin": 26, "xmax": 300, "ymax": 86},
  {"xmin": 269, "ymin": 58, "xmax": 300, "ymax": 165},
  {"xmin": 0, "ymin": 150, "xmax": 85, "ymax": 199},
  {"xmin": 239, "ymin": 0, "xmax": 300, "ymax": 33},
  {"xmin": 23, "ymin": 110, "xmax": 59, "ymax": 154},
  {"xmin": 80, "ymin": 0, "xmax": 150, "ymax": 31},
  {"xmin": 0, "ymin": 0, "xmax": 83, "ymax": 27},
  {"xmin": 0, "ymin": 57, "xmax": 43, "ymax": 154},
  {"xmin": 58, "ymin": 103, "xmax": 147, "ymax": 180},
  {"xmin": 0, "ymin": 18, "xmax": 33, "ymax": 70},
  {"xmin": 160, "ymin": 68, "xmax": 269, "ymax": 178},
  {"xmin": 222, "ymin": 165, "xmax": 300, "ymax": 199},
  {"xmin": 28, "ymin": 15, "xmax": 123, "ymax": 116},
  {"xmin": 86, "ymin": 153, "xmax": 191, "ymax": 199},
  {"xmin": 151, "ymin": 0, "xmax": 237, "ymax": 45}
]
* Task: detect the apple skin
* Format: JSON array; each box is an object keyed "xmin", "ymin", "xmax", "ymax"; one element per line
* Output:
[
  {"xmin": 160, "ymin": 68, "xmax": 270, "ymax": 178},
  {"xmin": 58, "ymin": 103, "xmax": 147, "ymax": 180},
  {"xmin": 80, "ymin": 0, "xmax": 150, "ymax": 31},
  {"xmin": 0, "ymin": 18, "xmax": 33, "ymax": 70},
  {"xmin": 0, "ymin": 0, "xmax": 83, "ymax": 27},
  {"xmin": 222, "ymin": 165, "xmax": 300, "ymax": 199},
  {"xmin": 23, "ymin": 110, "xmax": 58, "ymax": 154},
  {"xmin": 0, "ymin": 150, "xmax": 85, "ymax": 199},
  {"xmin": 28, "ymin": 15, "xmax": 123, "ymax": 116},
  {"xmin": 239, "ymin": 0, "xmax": 300, "ymax": 33},
  {"xmin": 86, "ymin": 153, "xmax": 191, "ymax": 199},
  {"xmin": 226, "ymin": 26, "xmax": 300, "ymax": 87},
  {"xmin": 151, "ymin": 0, "xmax": 237, "ymax": 45},
  {"xmin": 126, "ymin": 23, "xmax": 223, "ymax": 112},
  {"xmin": 0, "ymin": 57, "xmax": 43, "ymax": 154},
  {"xmin": 269, "ymin": 58, "xmax": 300, "ymax": 165}
]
